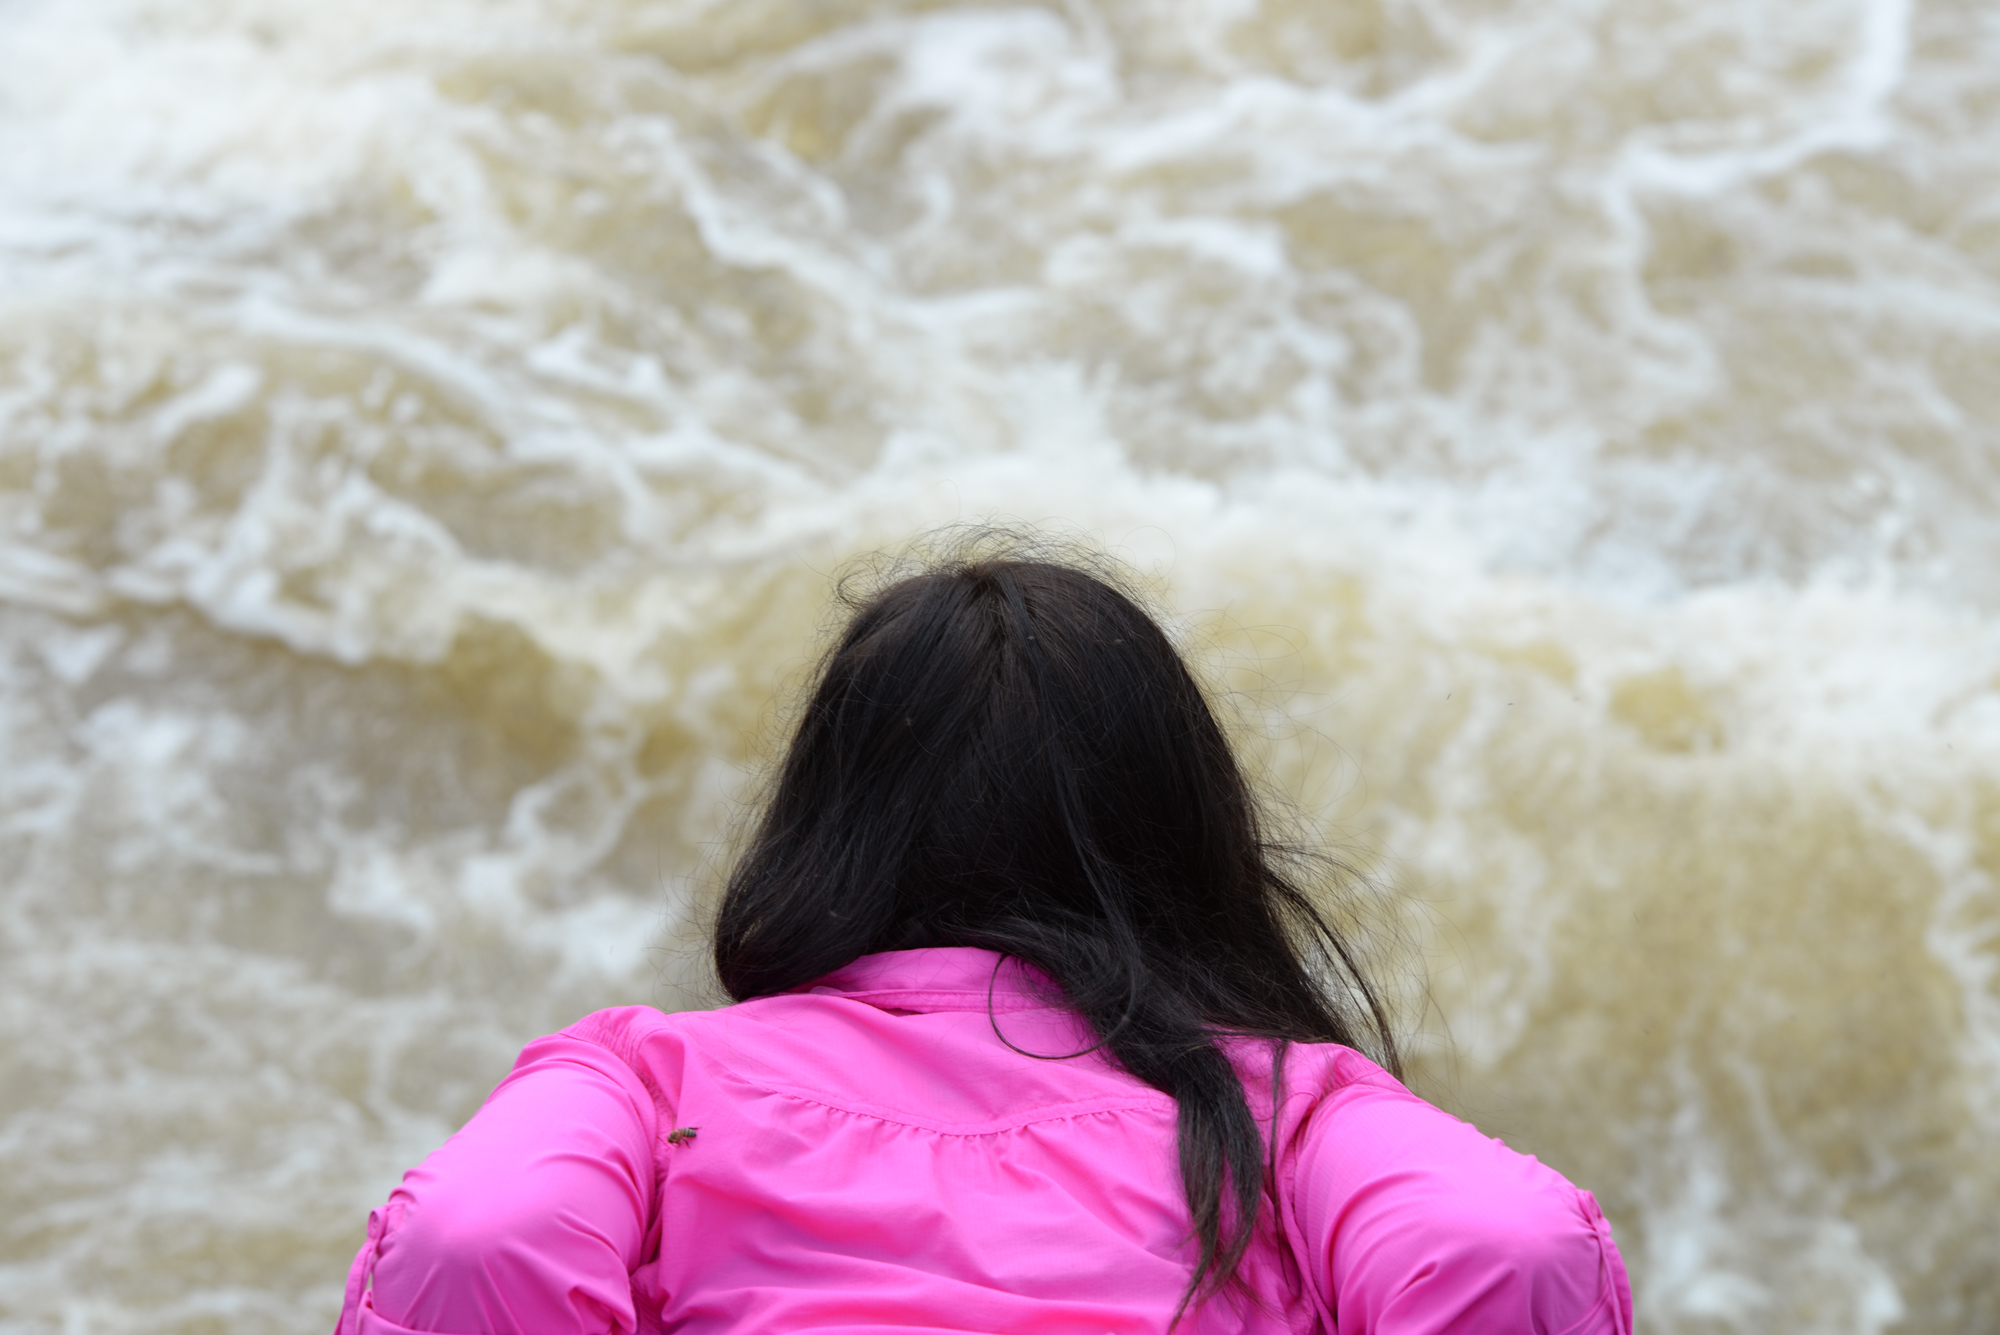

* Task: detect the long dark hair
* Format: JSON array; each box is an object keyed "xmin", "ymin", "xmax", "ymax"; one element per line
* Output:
[{"xmin": 712, "ymin": 538, "xmax": 1399, "ymax": 1316}]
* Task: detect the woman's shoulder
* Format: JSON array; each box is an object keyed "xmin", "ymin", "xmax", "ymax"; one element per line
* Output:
[
  {"xmin": 557, "ymin": 992, "xmax": 866, "ymax": 1056},
  {"xmin": 556, "ymin": 1002, "xmax": 752, "ymax": 1076},
  {"xmin": 548, "ymin": 993, "xmax": 961, "ymax": 1097},
  {"xmin": 1220, "ymin": 1035, "xmax": 1413, "ymax": 1118},
  {"xmin": 563, "ymin": 1002, "xmax": 698, "ymax": 1046},
  {"xmin": 1253, "ymin": 1038, "xmax": 1569, "ymax": 1189},
  {"xmin": 1238, "ymin": 1038, "xmax": 1600, "ymax": 1214},
  {"xmin": 1260, "ymin": 1041, "xmax": 1634, "ymax": 1333}
]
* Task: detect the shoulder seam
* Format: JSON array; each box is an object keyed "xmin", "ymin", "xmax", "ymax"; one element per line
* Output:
[{"xmin": 568, "ymin": 1008, "xmax": 678, "ymax": 1136}]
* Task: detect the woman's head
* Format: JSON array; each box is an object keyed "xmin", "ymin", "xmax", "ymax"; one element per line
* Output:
[
  {"xmin": 713, "ymin": 535, "xmax": 1397, "ymax": 1313},
  {"xmin": 721, "ymin": 552, "xmax": 1266, "ymax": 991}
]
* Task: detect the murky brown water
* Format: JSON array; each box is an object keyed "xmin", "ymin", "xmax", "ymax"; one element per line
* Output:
[{"xmin": 2, "ymin": 0, "xmax": 1997, "ymax": 1330}]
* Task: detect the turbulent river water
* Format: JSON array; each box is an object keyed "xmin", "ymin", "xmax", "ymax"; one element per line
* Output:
[{"xmin": 2, "ymin": 0, "xmax": 1998, "ymax": 1331}]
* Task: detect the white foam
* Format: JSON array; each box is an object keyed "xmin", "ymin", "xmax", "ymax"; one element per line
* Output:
[{"xmin": 3, "ymin": 0, "xmax": 1997, "ymax": 1330}]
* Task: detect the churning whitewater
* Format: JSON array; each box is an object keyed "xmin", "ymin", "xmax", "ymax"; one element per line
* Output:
[{"xmin": 1, "ymin": 0, "xmax": 1997, "ymax": 1331}]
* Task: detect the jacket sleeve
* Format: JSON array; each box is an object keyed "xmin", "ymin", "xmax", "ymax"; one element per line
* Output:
[
  {"xmin": 1288, "ymin": 1074, "xmax": 1633, "ymax": 1335},
  {"xmin": 334, "ymin": 1023, "xmax": 662, "ymax": 1335}
]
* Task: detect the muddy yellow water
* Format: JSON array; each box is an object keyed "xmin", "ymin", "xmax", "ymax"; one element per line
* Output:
[{"xmin": 2, "ymin": 0, "xmax": 1997, "ymax": 1330}]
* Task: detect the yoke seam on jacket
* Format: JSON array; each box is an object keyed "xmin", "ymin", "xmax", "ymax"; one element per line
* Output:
[
  {"xmin": 565, "ymin": 1008, "xmax": 1175, "ymax": 1137},
  {"xmin": 721, "ymin": 1075, "xmax": 1173, "ymax": 1138}
]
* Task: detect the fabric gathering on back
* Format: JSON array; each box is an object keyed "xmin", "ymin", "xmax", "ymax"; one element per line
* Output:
[{"xmin": 334, "ymin": 947, "xmax": 1633, "ymax": 1335}]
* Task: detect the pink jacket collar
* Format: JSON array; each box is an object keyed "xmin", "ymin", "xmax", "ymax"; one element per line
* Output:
[{"xmin": 803, "ymin": 947, "xmax": 1063, "ymax": 1014}]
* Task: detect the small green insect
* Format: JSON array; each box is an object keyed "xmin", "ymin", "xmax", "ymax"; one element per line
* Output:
[{"xmin": 667, "ymin": 1126, "xmax": 700, "ymax": 1146}]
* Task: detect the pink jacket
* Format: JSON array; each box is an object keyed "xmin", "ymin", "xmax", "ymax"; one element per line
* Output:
[{"xmin": 336, "ymin": 948, "xmax": 1632, "ymax": 1334}]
